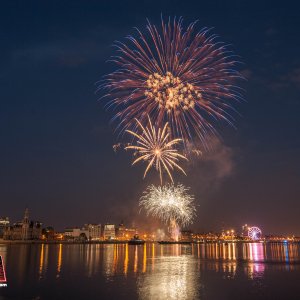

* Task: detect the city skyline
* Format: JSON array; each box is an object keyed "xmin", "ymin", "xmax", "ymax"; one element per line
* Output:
[
  {"xmin": 1, "ymin": 1, "xmax": 300, "ymax": 235},
  {"xmin": 1, "ymin": 208, "xmax": 299, "ymax": 239}
]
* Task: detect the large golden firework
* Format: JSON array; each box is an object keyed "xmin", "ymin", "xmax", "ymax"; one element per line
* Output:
[
  {"xmin": 125, "ymin": 116, "xmax": 187, "ymax": 183},
  {"xmin": 100, "ymin": 17, "xmax": 243, "ymax": 150}
]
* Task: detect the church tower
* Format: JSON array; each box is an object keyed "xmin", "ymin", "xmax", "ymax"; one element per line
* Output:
[{"xmin": 21, "ymin": 208, "xmax": 30, "ymax": 240}]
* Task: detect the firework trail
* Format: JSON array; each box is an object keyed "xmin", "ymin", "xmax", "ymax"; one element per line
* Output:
[
  {"xmin": 139, "ymin": 183, "xmax": 196, "ymax": 227},
  {"xmin": 125, "ymin": 116, "xmax": 187, "ymax": 184},
  {"xmin": 99, "ymin": 17, "xmax": 243, "ymax": 150}
]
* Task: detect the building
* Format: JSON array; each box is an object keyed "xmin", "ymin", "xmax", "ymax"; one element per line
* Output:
[
  {"xmin": 0, "ymin": 217, "xmax": 9, "ymax": 238},
  {"xmin": 64, "ymin": 228, "xmax": 82, "ymax": 239},
  {"xmin": 4, "ymin": 209, "xmax": 42, "ymax": 240},
  {"xmin": 41, "ymin": 227, "xmax": 55, "ymax": 240},
  {"xmin": 180, "ymin": 230, "xmax": 193, "ymax": 242},
  {"xmin": 4, "ymin": 222, "xmax": 23, "ymax": 240},
  {"xmin": 191, "ymin": 232, "xmax": 219, "ymax": 242},
  {"xmin": 83, "ymin": 224, "xmax": 101, "ymax": 241},
  {"xmin": 116, "ymin": 222, "xmax": 136, "ymax": 240},
  {"xmin": 64, "ymin": 224, "xmax": 101, "ymax": 241},
  {"xmin": 103, "ymin": 224, "xmax": 115, "ymax": 240},
  {"xmin": 242, "ymin": 224, "xmax": 249, "ymax": 237},
  {"xmin": 221, "ymin": 229, "xmax": 236, "ymax": 241},
  {"xmin": 22, "ymin": 208, "xmax": 30, "ymax": 240},
  {"xmin": 64, "ymin": 227, "xmax": 89, "ymax": 241}
]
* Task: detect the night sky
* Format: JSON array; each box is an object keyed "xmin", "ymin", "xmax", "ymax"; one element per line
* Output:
[{"xmin": 1, "ymin": 0, "xmax": 300, "ymax": 235}]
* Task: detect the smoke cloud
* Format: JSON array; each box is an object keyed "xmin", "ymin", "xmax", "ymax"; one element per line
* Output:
[{"xmin": 186, "ymin": 138, "xmax": 236, "ymax": 194}]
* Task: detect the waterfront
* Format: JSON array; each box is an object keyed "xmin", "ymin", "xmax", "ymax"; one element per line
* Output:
[{"xmin": 0, "ymin": 242, "xmax": 300, "ymax": 299}]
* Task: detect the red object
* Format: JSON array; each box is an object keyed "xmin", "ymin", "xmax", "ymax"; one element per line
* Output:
[{"xmin": 0, "ymin": 256, "xmax": 7, "ymax": 282}]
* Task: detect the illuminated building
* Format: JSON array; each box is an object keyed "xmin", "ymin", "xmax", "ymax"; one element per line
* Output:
[
  {"xmin": 64, "ymin": 228, "xmax": 88, "ymax": 241},
  {"xmin": 21, "ymin": 208, "xmax": 30, "ymax": 240},
  {"xmin": 83, "ymin": 224, "xmax": 102, "ymax": 240},
  {"xmin": 192, "ymin": 232, "xmax": 219, "ymax": 242},
  {"xmin": 42, "ymin": 227, "xmax": 55, "ymax": 240},
  {"xmin": 64, "ymin": 228, "xmax": 80, "ymax": 238},
  {"xmin": 116, "ymin": 222, "xmax": 136, "ymax": 240},
  {"xmin": 3, "ymin": 208, "xmax": 42, "ymax": 240},
  {"xmin": 64, "ymin": 224, "xmax": 101, "ymax": 241},
  {"xmin": 221, "ymin": 229, "xmax": 236, "ymax": 241},
  {"xmin": 103, "ymin": 224, "xmax": 116, "ymax": 240},
  {"xmin": 116, "ymin": 222, "xmax": 125, "ymax": 238},
  {"xmin": 0, "ymin": 217, "xmax": 9, "ymax": 238},
  {"xmin": 180, "ymin": 230, "xmax": 193, "ymax": 242},
  {"xmin": 242, "ymin": 224, "xmax": 249, "ymax": 238}
]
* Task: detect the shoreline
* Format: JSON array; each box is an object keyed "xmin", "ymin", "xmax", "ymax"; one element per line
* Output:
[{"xmin": 0, "ymin": 239, "xmax": 299, "ymax": 245}]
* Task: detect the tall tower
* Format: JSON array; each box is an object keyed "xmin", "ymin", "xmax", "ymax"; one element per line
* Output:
[{"xmin": 21, "ymin": 208, "xmax": 30, "ymax": 240}]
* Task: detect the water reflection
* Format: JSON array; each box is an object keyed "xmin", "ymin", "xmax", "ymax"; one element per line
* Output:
[
  {"xmin": 57, "ymin": 243, "xmax": 62, "ymax": 277},
  {"xmin": 138, "ymin": 250, "xmax": 199, "ymax": 299},
  {"xmin": 39, "ymin": 243, "xmax": 44, "ymax": 277},
  {"xmin": 103, "ymin": 244, "xmax": 114, "ymax": 278},
  {"xmin": 241, "ymin": 243, "xmax": 265, "ymax": 279},
  {"xmin": 134, "ymin": 245, "xmax": 138, "ymax": 273},
  {"xmin": 0, "ymin": 241, "xmax": 299, "ymax": 299},
  {"xmin": 242, "ymin": 242, "xmax": 265, "ymax": 261},
  {"xmin": 124, "ymin": 243, "xmax": 129, "ymax": 275},
  {"xmin": 85, "ymin": 244, "xmax": 100, "ymax": 277},
  {"xmin": 194, "ymin": 243, "xmax": 238, "ymax": 261},
  {"xmin": 2, "ymin": 242, "xmax": 300, "ymax": 279},
  {"xmin": 269, "ymin": 242, "xmax": 300, "ymax": 263},
  {"xmin": 143, "ymin": 244, "xmax": 147, "ymax": 273}
]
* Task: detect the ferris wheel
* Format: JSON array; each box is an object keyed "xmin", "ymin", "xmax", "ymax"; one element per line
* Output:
[{"xmin": 248, "ymin": 226, "xmax": 262, "ymax": 241}]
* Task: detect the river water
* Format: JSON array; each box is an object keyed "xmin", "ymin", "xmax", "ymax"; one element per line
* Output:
[{"xmin": 0, "ymin": 242, "xmax": 300, "ymax": 299}]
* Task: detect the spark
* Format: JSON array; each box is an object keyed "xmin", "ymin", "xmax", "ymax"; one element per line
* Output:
[
  {"xmin": 112, "ymin": 142, "xmax": 131, "ymax": 153},
  {"xmin": 125, "ymin": 116, "xmax": 187, "ymax": 183},
  {"xmin": 192, "ymin": 149, "xmax": 202, "ymax": 157},
  {"xmin": 139, "ymin": 183, "xmax": 196, "ymax": 227},
  {"xmin": 112, "ymin": 143, "xmax": 121, "ymax": 152}
]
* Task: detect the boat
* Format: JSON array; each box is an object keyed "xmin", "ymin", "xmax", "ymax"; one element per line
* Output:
[
  {"xmin": 128, "ymin": 235, "xmax": 145, "ymax": 245},
  {"xmin": 158, "ymin": 241, "xmax": 192, "ymax": 245},
  {"xmin": 193, "ymin": 240, "xmax": 205, "ymax": 244}
]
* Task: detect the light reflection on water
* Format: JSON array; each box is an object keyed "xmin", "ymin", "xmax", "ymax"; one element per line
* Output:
[
  {"xmin": 33, "ymin": 242, "xmax": 300, "ymax": 288},
  {"xmin": 0, "ymin": 242, "xmax": 300, "ymax": 299},
  {"xmin": 138, "ymin": 254, "xmax": 199, "ymax": 300}
]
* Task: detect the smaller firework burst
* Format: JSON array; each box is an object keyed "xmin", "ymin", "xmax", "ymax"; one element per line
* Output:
[
  {"xmin": 125, "ymin": 116, "xmax": 187, "ymax": 183},
  {"xmin": 139, "ymin": 183, "xmax": 196, "ymax": 227}
]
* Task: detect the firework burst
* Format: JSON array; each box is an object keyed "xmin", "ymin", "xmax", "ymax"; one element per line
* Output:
[
  {"xmin": 125, "ymin": 116, "xmax": 187, "ymax": 183},
  {"xmin": 139, "ymin": 183, "xmax": 196, "ymax": 227},
  {"xmin": 99, "ymin": 17, "xmax": 243, "ymax": 149}
]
